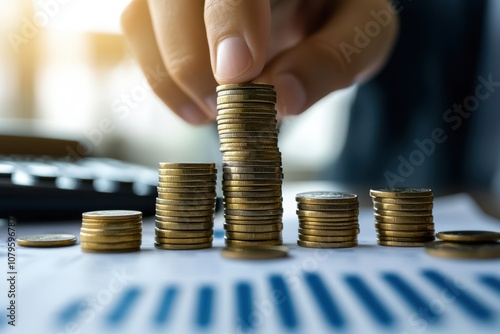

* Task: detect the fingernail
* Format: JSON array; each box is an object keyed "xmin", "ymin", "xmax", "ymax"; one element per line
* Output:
[
  {"xmin": 205, "ymin": 93, "xmax": 218, "ymax": 117},
  {"xmin": 216, "ymin": 36, "xmax": 252, "ymax": 81},
  {"xmin": 275, "ymin": 73, "xmax": 306, "ymax": 115},
  {"xmin": 180, "ymin": 104, "xmax": 209, "ymax": 125}
]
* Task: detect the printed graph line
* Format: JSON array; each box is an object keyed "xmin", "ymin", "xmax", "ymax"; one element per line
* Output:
[
  {"xmin": 106, "ymin": 287, "xmax": 141, "ymax": 325},
  {"xmin": 422, "ymin": 270, "xmax": 494, "ymax": 321},
  {"xmin": 478, "ymin": 275, "xmax": 500, "ymax": 295},
  {"xmin": 153, "ymin": 286, "xmax": 179, "ymax": 326},
  {"xmin": 344, "ymin": 275, "xmax": 395, "ymax": 327},
  {"xmin": 269, "ymin": 274, "xmax": 300, "ymax": 329},
  {"xmin": 195, "ymin": 286, "xmax": 215, "ymax": 328},
  {"xmin": 304, "ymin": 272, "xmax": 346, "ymax": 328}
]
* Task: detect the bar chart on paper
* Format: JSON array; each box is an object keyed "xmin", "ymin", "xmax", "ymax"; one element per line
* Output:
[{"xmin": 0, "ymin": 193, "xmax": 499, "ymax": 334}]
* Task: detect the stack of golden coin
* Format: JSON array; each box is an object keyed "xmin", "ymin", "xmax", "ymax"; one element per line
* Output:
[
  {"xmin": 155, "ymin": 163, "xmax": 216, "ymax": 250},
  {"xmin": 296, "ymin": 192, "xmax": 359, "ymax": 248},
  {"xmin": 370, "ymin": 188, "xmax": 435, "ymax": 247},
  {"xmin": 80, "ymin": 210, "xmax": 142, "ymax": 253},
  {"xmin": 216, "ymin": 83, "xmax": 283, "ymax": 247}
]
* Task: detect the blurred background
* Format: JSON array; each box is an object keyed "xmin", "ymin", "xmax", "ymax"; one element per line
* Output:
[{"xmin": 0, "ymin": 0, "xmax": 356, "ymax": 181}]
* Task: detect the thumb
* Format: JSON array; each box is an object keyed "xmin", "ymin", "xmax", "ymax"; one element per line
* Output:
[{"xmin": 204, "ymin": 0, "xmax": 270, "ymax": 84}]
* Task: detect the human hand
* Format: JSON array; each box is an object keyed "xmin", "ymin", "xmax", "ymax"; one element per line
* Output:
[{"xmin": 121, "ymin": 0, "xmax": 399, "ymax": 124}]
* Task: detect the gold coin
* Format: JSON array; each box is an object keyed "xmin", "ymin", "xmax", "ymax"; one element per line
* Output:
[
  {"xmin": 157, "ymin": 191, "xmax": 217, "ymax": 200},
  {"xmin": 370, "ymin": 188, "xmax": 433, "ymax": 198},
  {"xmin": 295, "ymin": 192, "xmax": 358, "ymax": 204},
  {"xmin": 221, "ymin": 246, "xmax": 288, "ymax": 260},
  {"xmin": 79, "ymin": 233, "xmax": 142, "ymax": 243},
  {"xmin": 377, "ymin": 240, "xmax": 432, "ymax": 247},
  {"xmin": 225, "ymin": 238, "xmax": 282, "ymax": 247},
  {"xmin": 372, "ymin": 197, "xmax": 433, "ymax": 204},
  {"xmin": 156, "ymin": 198, "xmax": 216, "ymax": 206},
  {"xmin": 375, "ymin": 222, "xmax": 434, "ymax": 231},
  {"xmin": 425, "ymin": 241, "xmax": 500, "ymax": 259},
  {"xmin": 223, "ymin": 180, "xmax": 282, "ymax": 187},
  {"xmin": 217, "ymin": 119, "xmax": 277, "ymax": 126},
  {"xmin": 299, "ymin": 225, "xmax": 359, "ymax": 237},
  {"xmin": 223, "ymin": 166, "xmax": 282, "ymax": 174},
  {"xmin": 225, "ymin": 231, "xmax": 282, "ymax": 241},
  {"xmin": 297, "ymin": 240, "xmax": 358, "ymax": 248},
  {"xmin": 219, "ymin": 133, "xmax": 278, "ymax": 139},
  {"xmin": 158, "ymin": 168, "xmax": 215, "ymax": 175},
  {"xmin": 217, "ymin": 88, "xmax": 276, "ymax": 96},
  {"xmin": 158, "ymin": 175, "xmax": 217, "ymax": 182},
  {"xmin": 222, "ymin": 159, "xmax": 280, "ymax": 166},
  {"xmin": 224, "ymin": 191, "xmax": 282, "ymax": 198},
  {"xmin": 377, "ymin": 230, "xmax": 435, "ymax": 238},
  {"xmin": 81, "ymin": 240, "xmax": 141, "ymax": 250},
  {"xmin": 220, "ymin": 144, "xmax": 277, "ymax": 152},
  {"xmin": 222, "ymin": 173, "xmax": 282, "ymax": 181},
  {"xmin": 298, "ymin": 216, "xmax": 359, "ymax": 223},
  {"xmin": 374, "ymin": 209, "xmax": 433, "ymax": 217},
  {"xmin": 217, "ymin": 94, "xmax": 276, "ymax": 104},
  {"xmin": 155, "ymin": 228, "xmax": 213, "ymax": 238},
  {"xmin": 298, "ymin": 228, "xmax": 359, "ymax": 236},
  {"xmin": 225, "ymin": 209, "xmax": 283, "ymax": 216},
  {"xmin": 216, "ymin": 99, "xmax": 276, "ymax": 107},
  {"xmin": 158, "ymin": 162, "xmax": 215, "ymax": 169},
  {"xmin": 216, "ymin": 83, "xmax": 275, "ymax": 92},
  {"xmin": 435, "ymin": 230, "xmax": 500, "ymax": 243},
  {"xmin": 155, "ymin": 214, "xmax": 214, "ymax": 223},
  {"xmin": 155, "ymin": 221, "xmax": 213, "ymax": 230},
  {"xmin": 156, "ymin": 181, "xmax": 217, "ymax": 188},
  {"xmin": 155, "ymin": 203, "xmax": 215, "ymax": 211},
  {"xmin": 155, "ymin": 236, "xmax": 213, "ymax": 244},
  {"xmin": 222, "ymin": 186, "xmax": 279, "ymax": 192},
  {"xmin": 224, "ymin": 223, "xmax": 283, "ymax": 233},
  {"xmin": 374, "ymin": 215, "xmax": 433, "ymax": 224},
  {"xmin": 219, "ymin": 138, "xmax": 278, "ymax": 144},
  {"xmin": 154, "ymin": 242, "xmax": 212, "ymax": 250},
  {"xmin": 225, "ymin": 219, "xmax": 283, "ymax": 225},
  {"xmin": 377, "ymin": 236, "xmax": 435, "ymax": 242},
  {"xmin": 297, "ymin": 203, "xmax": 359, "ymax": 211},
  {"xmin": 155, "ymin": 208, "xmax": 215, "ymax": 217},
  {"xmin": 16, "ymin": 234, "xmax": 77, "ymax": 247},
  {"xmin": 224, "ymin": 196, "xmax": 282, "ymax": 204},
  {"xmin": 81, "ymin": 247, "xmax": 140, "ymax": 253},
  {"xmin": 80, "ymin": 227, "xmax": 142, "ymax": 235},
  {"xmin": 157, "ymin": 184, "xmax": 216, "ymax": 193},
  {"xmin": 217, "ymin": 124, "xmax": 277, "ymax": 132},
  {"xmin": 224, "ymin": 203, "xmax": 282, "ymax": 210},
  {"xmin": 82, "ymin": 221, "xmax": 143, "ymax": 229},
  {"xmin": 299, "ymin": 234, "xmax": 357, "ymax": 242},
  {"xmin": 82, "ymin": 217, "xmax": 141, "ymax": 225},
  {"xmin": 373, "ymin": 202, "xmax": 433, "ymax": 211},
  {"xmin": 225, "ymin": 214, "xmax": 282, "ymax": 221},
  {"xmin": 297, "ymin": 209, "xmax": 358, "ymax": 218},
  {"xmin": 82, "ymin": 210, "xmax": 142, "ymax": 220}
]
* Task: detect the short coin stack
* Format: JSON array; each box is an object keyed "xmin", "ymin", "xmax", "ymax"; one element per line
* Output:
[
  {"xmin": 370, "ymin": 188, "xmax": 435, "ymax": 247},
  {"xmin": 155, "ymin": 163, "xmax": 216, "ymax": 250},
  {"xmin": 80, "ymin": 210, "xmax": 142, "ymax": 253},
  {"xmin": 426, "ymin": 230, "xmax": 500, "ymax": 259},
  {"xmin": 216, "ymin": 83, "xmax": 283, "ymax": 247},
  {"xmin": 296, "ymin": 192, "xmax": 359, "ymax": 248}
]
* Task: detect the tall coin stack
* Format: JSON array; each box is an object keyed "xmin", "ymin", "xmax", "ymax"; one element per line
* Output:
[
  {"xmin": 296, "ymin": 192, "xmax": 359, "ymax": 248},
  {"xmin": 216, "ymin": 83, "xmax": 283, "ymax": 247},
  {"xmin": 80, "ymin": 210, "xmax": 142, "ymax": 253},
  {"xmin": 370, "ymin": 188, "xmax": 435, "ymax": 246},
  {"xmin": 155, "ymin": 163, "xmax": 216, "ymax": 250}
]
